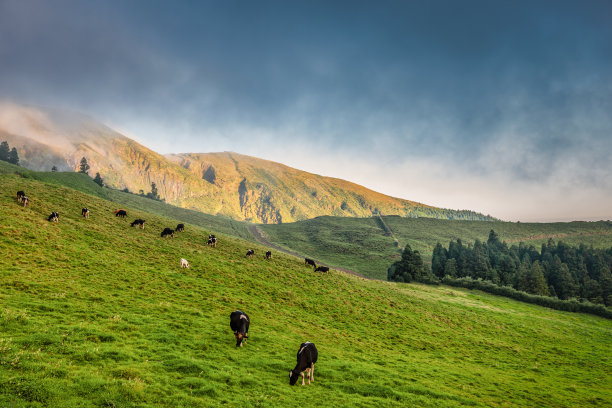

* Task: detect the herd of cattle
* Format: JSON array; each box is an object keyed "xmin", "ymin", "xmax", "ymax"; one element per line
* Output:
[{"xmin": 15, "ymin": 189, "xmax": 326, "ymax": 385}]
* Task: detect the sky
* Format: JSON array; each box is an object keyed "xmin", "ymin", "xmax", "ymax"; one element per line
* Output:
[{"xmin": 1, "ymin": 0, "xmax": 611, "ymax": 222}]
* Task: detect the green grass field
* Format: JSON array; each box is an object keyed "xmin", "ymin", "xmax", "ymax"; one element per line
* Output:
[
  {"xmin": 1, "ymin": 173, "xmax": 611, "ymax": 407},
  {"xmin": 260, "ymin": 215, "xmax": 612, "ymax": 280}
]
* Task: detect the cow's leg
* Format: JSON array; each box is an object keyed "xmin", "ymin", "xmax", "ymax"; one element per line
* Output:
[
  {"xmin": 311, "ymin": 363, "xmax": 314, "ymax": 382},
  {"xmin": 301, "ymin": 371, "xmax": 305, "ymax": 386}
]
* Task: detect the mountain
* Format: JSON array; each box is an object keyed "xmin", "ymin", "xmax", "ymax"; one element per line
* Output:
[{"xmin": 0, "ymin": 102, "xmax": 495, "ymax": 223}]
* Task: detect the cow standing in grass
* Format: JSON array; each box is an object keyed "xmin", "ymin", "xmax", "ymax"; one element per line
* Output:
[
  {"xmin": 17, "ymin": 191, "xmax": 25, "ymax": 203},
  {"xmin": 305, "ymin": 258, "xmax": 316, "ymax": 268},
  {"xmin": 114, "ymin": 209, "xmax": 127, "ymax": 218},
  {"xmin": 21, "ymin": 196, "xmax": 29, "ymax": 207},
  {"xmin": 161, "ymin": 228, "xmax": 175, "ymax": 238},
  {"xmin": 175, "ymin": 223, "xmax": 185, "ymax": 232},
  {"xmin": 246, "ymin": 249, "xmax": 254, "ymax": 258},
  {"xmin": 47, "ymin": 212, "xmax": 59, "ymax": 222},
  {"xmin": 82, "ymin": 208, "xmax": 90, "ymax": 218},
  {"xmin": 180, "ymin": 258, "xmax": 190, "ymax": 268},
  {"xmin": 265, "ymin": 251, "xmax": 272, "ymax": 260},
  {"xmin": 289, "ymin": 342, "xmax": 318, "ymax": 386},
  {"xmin": 314, "ymin": 266, "xmax": 329, "ymax": 274},
  {"xmin": 130, "ymin": 219, "xmax": 145, "ymax": 229},
  {"xmin": 229, "ymin": 311, "xmax": 250, "ymax": 347},
  {"xmin": 207, "ymin": 237, "xmax": 217, "ymax": 247}
]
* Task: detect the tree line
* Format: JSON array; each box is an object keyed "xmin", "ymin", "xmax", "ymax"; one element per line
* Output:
[
  {"xmin": 0, "ymin": 141, "xmax": 20, "ymax": 165},
  {"xmin": 388, "ymin": 229, "xmax": 612, "ymax": 308}
]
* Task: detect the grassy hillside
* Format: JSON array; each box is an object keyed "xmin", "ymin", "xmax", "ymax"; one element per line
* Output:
[
  {"xmin": 1, "ymin": 102, "xmax": 496, "ymax": 223},
  {"xmin": 1, "ymin": 173, "xmax": 611, "ymax": 407},
  {"xmin": 261, "ymin": 216, "xmax": 612, "ymax": 280}
]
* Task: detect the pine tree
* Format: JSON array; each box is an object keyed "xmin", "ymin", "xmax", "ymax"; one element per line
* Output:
[
  {"xmin": 431, "ymin": 243, "xmax": 448, "ymax": 278},
  {"xmin": 0, "ymin": 141, "xmax": 9, "ymax": 162},
  {"xmin": 79, "ymin": 157, "xmax": 90, "ymax": 174},
  {"xmin": 146, "ymin": 182, "xmax": 160, "ymax": 200},
  {"xmin": 387, "ymin": 244, "xmax": 425, "ymax": 283},
  {"xmin": 8, "ymin": 148, "xmax": 19, "ymax": 165},
  {"xmin": 444, "ymin": 258, "xmax": 458, "ymax": 278},
  {"xmin": 93, "ymin": 172, "xmax": 104, "ymax": 187}
]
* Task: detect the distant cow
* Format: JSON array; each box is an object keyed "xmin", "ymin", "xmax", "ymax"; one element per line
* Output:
[
  {"xmin": 229, "ymin": 311, "xmax": 250, "ymax": 347},
  {"xmin": 265, "ymin": 251, "xmax": 272, "ymax": 260},
  {"xmin": 305, "ymin": 258, "xmax": 316, "ymax": 268},
  {"xmin": 289, "ymin": 342, "xmax": 318, "ymax": 386},
  {"xmin": 246, "ymin": 249, "xmax": 255, "ymax": 258},
  {"xmin": 314, "ymin": 266, "xmax": 329, "ymax": 274},
  {"xmin": 21, "ymin": 196, "xmax": 29, "ymax": 207},
  {"xmin": 114, "ymin": 209, "xmax": 127, "ymax": 218},
  {"xmin": 175, "ymin": 223, "xmax": 185, "ymax": 232},
  {"xmin": 130, "ymin": 219, "xmax": 145, "ymax": 229},
  {"xmin": 180, "ymin": 258, "xmax": 190, "ymax": 268},
  {"xmin": 207, "ymin": 237, "xmax": 217, "ymax": 247},
  {"xmin": 81, "ymin": 208, "xmax": 90, "ymax": 218},
  {"xmin": 47, "ymin": 211, "xmax": 59, "ymax": 222},
  {"xmin": 16, "ymin": 191, "xmax": 25, "ymax": 203},
  {"xmin": 161, "ymin": 228, "xmax": 175, "ymax": 238}
]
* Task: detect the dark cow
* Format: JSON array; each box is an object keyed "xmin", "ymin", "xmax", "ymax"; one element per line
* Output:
[
  {"xmin": 114, "ymin": 209, "xmax": 127, "ymax": 218},
  {"xmin": 289, "ymin": 342, "xmax": 318, "ymax": 386},
  {"xmin": 229, "ymin": 311, "xmax": 250, "ymax": 347},
  {"xmin": 175, "ymin": 223, "xmax": 185, "ymax": 232},
  {"xmin": 47, "ymin": 211, "xmax": 59, "ymax": 222},
  {"xmin": 207, "ymin": 237, "xmax": 217, "ymax": 247},
  {"xmin": 265, "ymin": 250, "xmax": 272, "ymax": 260},
  {"xmin": 81, "ymin": 208, "xmax": 90, "ymax": 218},
  {"xmin": 246, "ymin": 249, "xmax": 255, "ymax": 258},
  {"xmin": 314, "ymin": 266, "xmax": 329, "ymax": 274},
  {"xmin": 130, "ymin": 219, "xmax": 145, "ymax": 229},
  {"xmin": 16, "ymin": 191, "xmax": 25, "ymax": 203},
  {"xmin": 21, "ymin": 196, "xmax": 29, "ymax": 207},
  {"xmin": 161, "ymin": 228, "xmax": 175, "ymax": 238},
  {"xmin": 305, "ymin": 258, "xmax": 316, "ymax": 268}
]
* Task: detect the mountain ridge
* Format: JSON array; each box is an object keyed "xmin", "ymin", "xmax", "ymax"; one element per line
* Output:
[{"xmin": 0, "ymin": 102, "xmax": 496, "ymax": 223}]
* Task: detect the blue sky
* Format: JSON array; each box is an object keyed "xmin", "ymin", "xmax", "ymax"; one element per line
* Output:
[{"xmin": 1, "ymin": 0, "xmax": 611, "ymax": 221}]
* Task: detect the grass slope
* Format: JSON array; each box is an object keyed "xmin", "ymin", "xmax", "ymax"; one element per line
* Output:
[
  {"xmin": 260, "ymin": 216, "xmax": 612, "ymax": 280},
  {"xmin": 1, "ymin": 173, "xmax": 611, "ymax": 407}
]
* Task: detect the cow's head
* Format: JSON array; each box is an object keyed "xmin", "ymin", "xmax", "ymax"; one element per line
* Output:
[
  {"xmin": 289, "ymin": 370, "xmax": 300, "ymax": 385},
  {"xmin": 234, "ymin": 332, "xmax": 248, "ymax": 347}
]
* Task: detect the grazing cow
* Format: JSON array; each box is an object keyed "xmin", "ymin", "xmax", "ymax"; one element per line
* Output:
[
  {"xmin": 161, "ymin": 228, "xmax": 175, "ymax": 238},
  {"xmin": 246, "ymin": 249, "xmax": 255, "ymax": 258},
  {"xmin": 265, "ymin": 250, "xmax": 272, "ymax": 260},
  {"xmin": 229, "ymin": 311, "xmax": 250, "ymax": 347},
  {"xmin": 305, "ymin": 258, "xmax": 316, "ymax": 268},
  {"xmin": 47, "ymin": 211, "xmax": 59, "ymax": 222},
  {"xmin": 130, "ymin": 219, "xmax": 145, "ymax": 229},
  {"xmin": 16, "ymin": 191, "xmax": 25, "ymax": 203},
  {"xmin": 180, "ymin": 258, "xmax": 190, "ymax": 268},
  {"xmin": 21, "ymin": 196, "xmax": 29, "ymax": 207},
  {"xmin": 289, "ymin": 342, "xmax": 318, "ymax": 386},
  {"xmin": 114, "ymin": 209, "xmax": 127, "ymax": 218},
  {"xmin": 81, "ymin": 208, "xmax": 90, "ymax": 218},
  {"xmin": 207, "ymin": 237, "xmax": 217, "ymax": 247},
  {"xmin": 314, "ymin": 266, "xmax": 329, "ymax": 274},
  {"xmin": 175, "ymin": 223, "xmax": 185, "ymax": 232}
]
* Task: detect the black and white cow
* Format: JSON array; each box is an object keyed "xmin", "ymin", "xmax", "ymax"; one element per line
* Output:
[
  {"xmin": 246, "ymin": 249, "xmax": 255, "ymax": 258},
  {"xmin": 305, "ymin": 258, "xmax": 316, "ymax": 268},
  {"xmin": 114, "ymin": 209, "xmax": 127, "ymax": 218},
  {"xmin": 207, "ymin": 237, "xmax": 217, "ymax": 247},
  {"xmin": 161, "ymin": 228, "xmax": 175, "ymax": 238},
  {"xmin": 289, "ymin": 342, "xmax": 318, "ymax": 386},
  {"xmin": 130, "ymin": 219, "xmax": 145, "ymax": 229},
  {"xmin": 175, "ymin": 223, "xmax": 185, "ymax": 232},
  {"xmin": 265, "ymin": 250, "xmax": 272, "ymax": 260},
  {"xmin": 229, "ymin": 311, "xmax": 250, "ymax": 347},
  {"xmin": 16, "ymin": 191, "xmax": 25, "ymax": 203},
  {"xmin": 82, "ymin": 208, "xmax": 90, "ymax": 218},
  {"xmin": 314, "ymin": 266, "xmax": 329, "ymax": 274},
  {"xmin": 21, "ymin": 196, "xmax": 29, "ymax": 207},
  {"xmin": 47, "ymin": 211, "xmax": 59, "ymax": 222}
]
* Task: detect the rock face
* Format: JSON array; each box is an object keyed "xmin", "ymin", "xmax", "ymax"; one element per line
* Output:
[{"xmin": 0, "ymin": 102, "xmax": 494, "ymax": 223}]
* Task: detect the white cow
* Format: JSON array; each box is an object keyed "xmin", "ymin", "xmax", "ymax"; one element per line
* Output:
[{"xmin": 180, "ymin": 258, "xmax": 190, "ymax": 268}]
